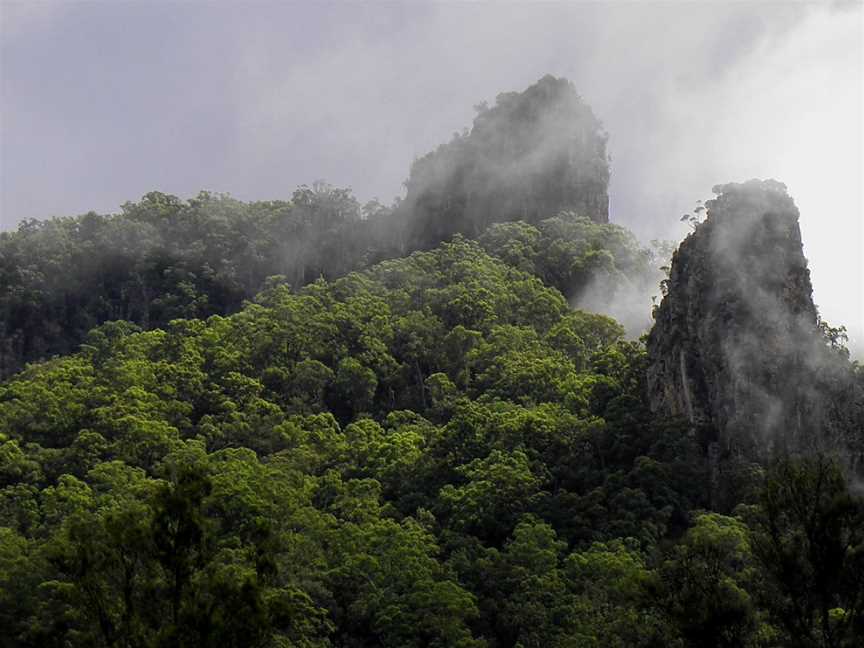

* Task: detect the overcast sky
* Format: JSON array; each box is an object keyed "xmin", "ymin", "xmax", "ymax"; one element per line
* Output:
[{"xmin": 1, "ymin": 0, "xmax": 862, "ymax": 350}]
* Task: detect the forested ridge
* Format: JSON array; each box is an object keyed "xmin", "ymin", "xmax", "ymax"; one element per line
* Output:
[
  {"xmin": 1, "ymin": 76, "xmax": 862, "ymax": 647},
  {"xmin": 0, "ymin": 188, "xmax": 647, "ymax": 380},
  {"xmin": 0, "ymin": 76, "xmax": 619, "ymax": 380}
]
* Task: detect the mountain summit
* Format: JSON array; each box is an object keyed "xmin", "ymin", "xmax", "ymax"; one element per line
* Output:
[
  {"xmin": 401, "ymin": 75, "xmax": 610, "ymax": 250},
  {"xmin": 647, "ymin": 179, "xmax": 863, "ymax": 501}
]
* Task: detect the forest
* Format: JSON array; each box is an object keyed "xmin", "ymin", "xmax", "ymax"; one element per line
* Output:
[{"xmin": 0, "ymin": 76, "xmax": 862, "ymax": 648}]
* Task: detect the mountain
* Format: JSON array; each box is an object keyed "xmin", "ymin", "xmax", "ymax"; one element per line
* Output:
[
  {"xmin": 0, "ymin": 76, "xmax": 613, "ymax": 380},
  {"xmin": 400, "ymin": 75, "xmax": 610, "ymax": 251},
  {"xmin": 1, "ymin": 79, "xmax": 862, "ymax": 647},
  {"xmin": 646, "ymin": 179, "xmax": 864, "ymax": 506}
]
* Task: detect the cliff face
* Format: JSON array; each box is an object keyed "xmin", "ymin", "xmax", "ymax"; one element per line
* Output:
[
  {"xmin": 401, "ymin": 75, "xmax": 610, "ymax": 251},
  {"xmin": 647, "ymin": 180, "xmax": 863, "ymax": 494}
]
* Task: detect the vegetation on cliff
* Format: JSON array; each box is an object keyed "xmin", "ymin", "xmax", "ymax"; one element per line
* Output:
[
  {"xmin": 647, "ymin": 180, "xmax": 864, "ymax": 507},
  {"xmin": 400, "ymin": 75, "xmax": 610, "ymax": 249}
]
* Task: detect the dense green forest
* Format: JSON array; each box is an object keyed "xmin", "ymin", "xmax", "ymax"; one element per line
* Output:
[
  {"xmin": 0, "ymin": 76, "xmax": 619, "ymax": 380},
  {"xmin": 1, "ymin": 76, "xmax": 862, "ymax": 647},
  {"xmin": 0, "ymin": 189, "xmax": 649, "ymax": 380},
  {"xmin": 0, "ymin": 185, "xmax": 389, "ymax": 379},
  {"xmin": 1, "ymin": 229, "xmax": 861, "ymax": 647}
]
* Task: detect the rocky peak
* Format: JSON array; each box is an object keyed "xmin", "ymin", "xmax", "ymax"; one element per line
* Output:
[
  {"xmin": 401, "ymin": 76, "xmax": 610, "ymax": 251},
  {"xmin": 647, "ymin": 179, "xmax": 862, "ymax": 499}
]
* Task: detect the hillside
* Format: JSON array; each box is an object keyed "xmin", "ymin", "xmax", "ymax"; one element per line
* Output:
[
  {"xmin": 0, "ymin": 78, "xmax": 622, "ymax": 380},
  {"xmin": 1, "ymin": 77, "xmax": 862, "ymax": 647}
]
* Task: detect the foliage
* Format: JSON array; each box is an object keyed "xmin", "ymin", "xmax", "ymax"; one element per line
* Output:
[
  {"xmin": 0, "ymin": 185, "xmax": 388, "ymax": 379},
  {"xmin": 0, "ymin": 230, "xmax": 715, "ymax": 646},
  {"xmin": 747, "ymin": 456, "xmax": 864, "ymax": 647}
]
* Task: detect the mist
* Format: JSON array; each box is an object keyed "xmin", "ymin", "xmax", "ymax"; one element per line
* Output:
[{"xmin": 2, "ymin": 1, "xmax": 861, "ymax": 350}]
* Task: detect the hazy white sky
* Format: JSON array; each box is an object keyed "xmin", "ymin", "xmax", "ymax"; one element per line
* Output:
[{"xmin": 1, "ymin": 0, "xmax": 861, "ymax": 350}]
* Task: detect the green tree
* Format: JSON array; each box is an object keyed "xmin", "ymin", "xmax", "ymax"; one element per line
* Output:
[
  {"xmin": 748, "ymin": 456, "xmax": 864, "ymax": 647},
  {"xmin": 660, "ymin": 512, "xmax": 761, "ymax": 647}
]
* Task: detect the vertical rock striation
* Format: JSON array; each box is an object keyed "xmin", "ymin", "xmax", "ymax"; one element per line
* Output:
[{"xmin": 647, "ymin": 180, "xmax": 863, "ymax": 499}]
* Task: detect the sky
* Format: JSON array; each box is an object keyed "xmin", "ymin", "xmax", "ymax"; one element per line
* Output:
[{"xmin": 1, "ymin": 0, "xmax": 862, "ymax": 351}]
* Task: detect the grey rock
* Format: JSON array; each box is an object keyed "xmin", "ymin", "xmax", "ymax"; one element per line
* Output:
[{"xmin": 647, "ymin": 179, "xmax": 863, "ymax": 500}]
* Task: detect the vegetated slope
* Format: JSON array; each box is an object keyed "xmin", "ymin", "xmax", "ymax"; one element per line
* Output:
[
  {"xmin": 0, "ymin": 185, "xmax": 392, "ymax": 379},
  {"xmin": 1, "ymin": 230, "xmax": 862, "ymax": 647},
  {"xmin": 0, "ymin": 201, "xmax": 651, "ymax": 381},
  {"xmin": 0, "ymin": 75, "xmax": 616, "ymax": 380},
  {"xmin": 0, "ymin": 236, "xmax": 675, "ymax": 645}
]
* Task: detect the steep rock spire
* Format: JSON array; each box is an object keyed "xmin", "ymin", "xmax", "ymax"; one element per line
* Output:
[{"xmin": 647, "ymin": 179, "xmax": 862, "ymax": 500}]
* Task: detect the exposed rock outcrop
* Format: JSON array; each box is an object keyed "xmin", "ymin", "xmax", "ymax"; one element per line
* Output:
[
  {"xmin": 647, "ymin": 180, "xmax": 863, "ymax": 500},
  {"xmin": 401, "ymin": 75, "xmax": 610, "ymax": 251}
]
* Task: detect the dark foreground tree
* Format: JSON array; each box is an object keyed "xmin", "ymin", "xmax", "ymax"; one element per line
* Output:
[{"xmin": 749, "ymin": 455, "xmax": 864, "ymax": 647}]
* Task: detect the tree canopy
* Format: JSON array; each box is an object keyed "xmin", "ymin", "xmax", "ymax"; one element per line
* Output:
[{"xmin": 1, "ymin": 227, "xmax": 861, "ymax": 646}]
